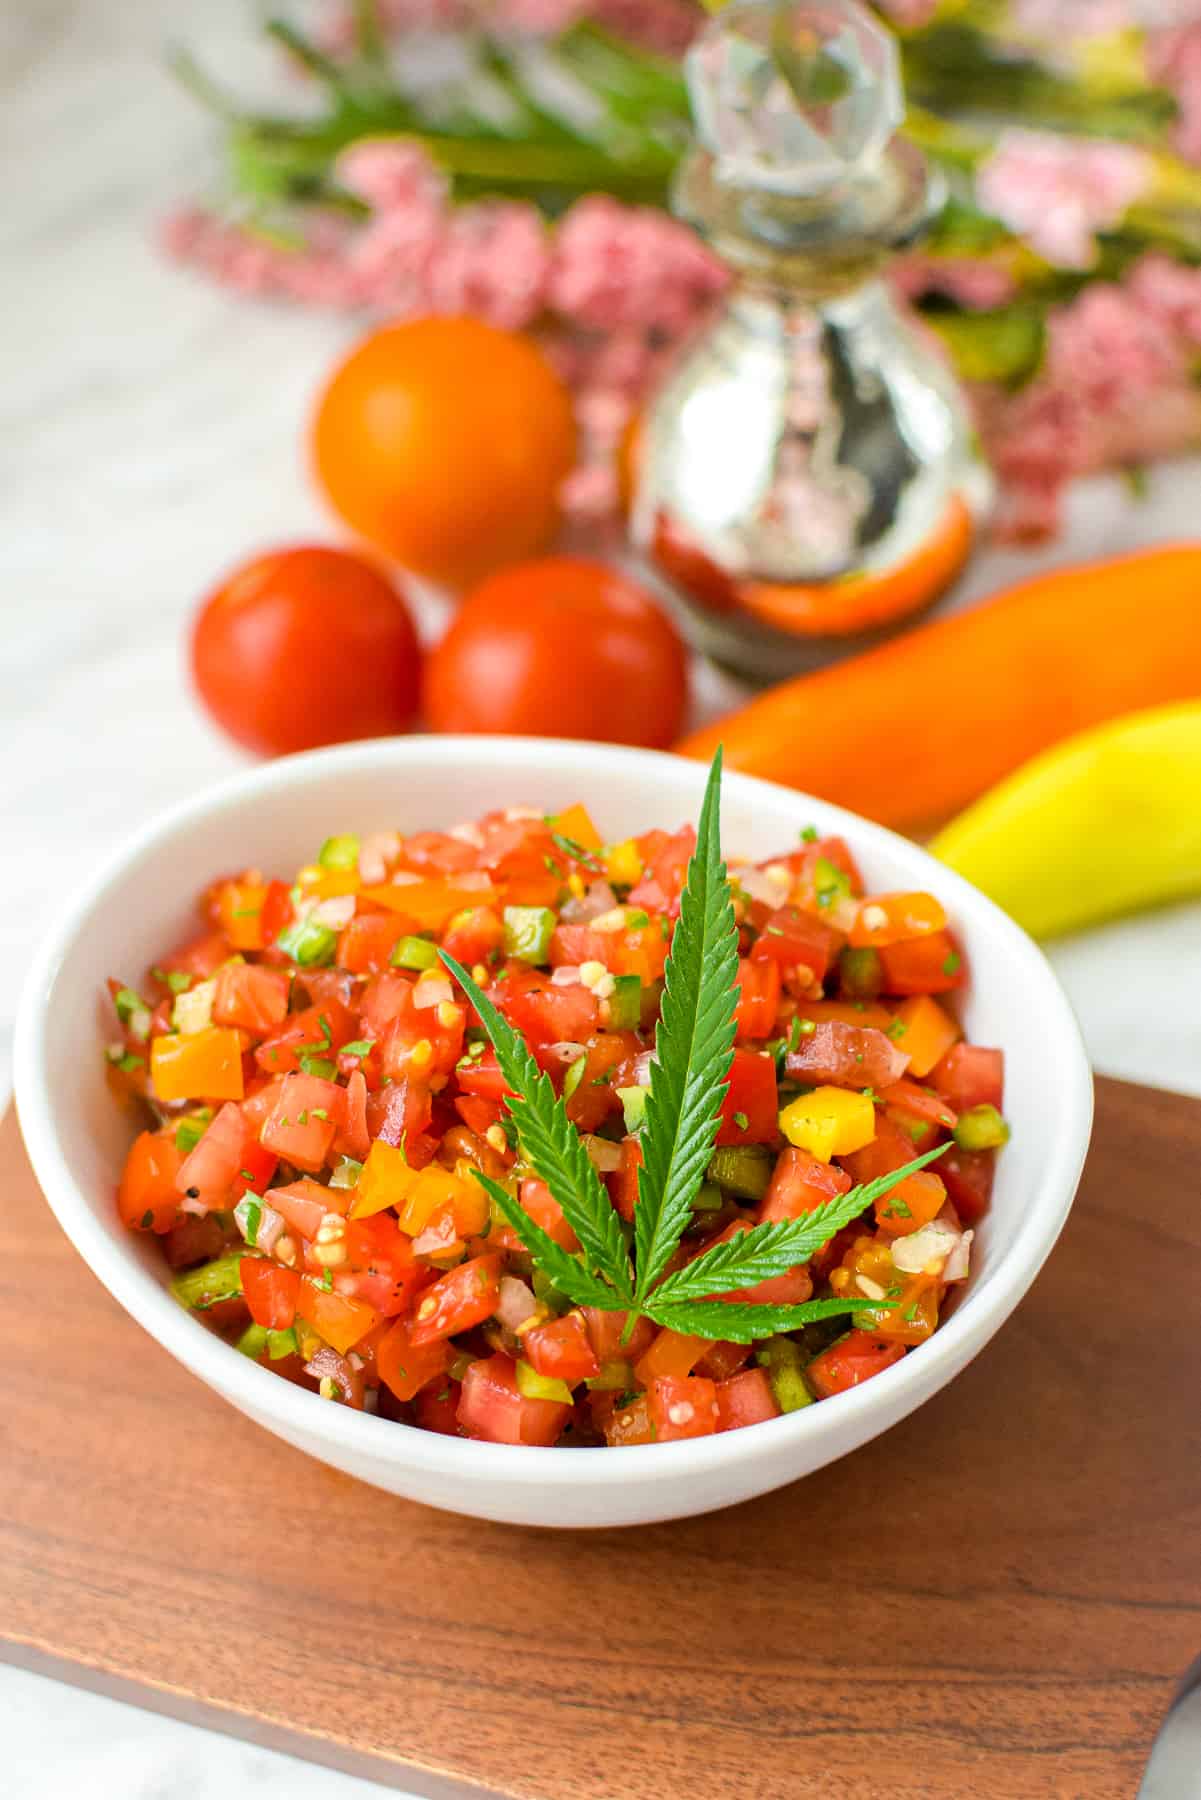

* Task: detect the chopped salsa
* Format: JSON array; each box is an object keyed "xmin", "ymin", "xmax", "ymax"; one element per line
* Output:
[{"xmin": 108, "ymin": 804, "xmax": 1006, "ymax": 1446}]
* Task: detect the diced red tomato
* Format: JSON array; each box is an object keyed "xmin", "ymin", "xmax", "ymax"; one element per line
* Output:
[
  {"xmin": 266, "ymin": 1178, "xmax": 342, "ymax": 1243},
  {"xmin": 519, "ymin": 1179, "xmax": 579, "ymax": 1251},
  {"xmin": 454, "ymin": 1094, "xmax": 504, "ymax": 1136},
  {"xmin": 334, "ymin": 1067, "xmax": 371, "ymax": 1162},
  {"xmin": 648, "ymin": 1374, "xmax": 718, "ymax": 1441},
  {"xmin": 455, "ymin": 1048, "xmax": 509, "ymax": 1100},
  {"xmin": 694, "ymin": 1339, "xmax": 752, "ymax": 1382},
  {"xmin": 117, "ymin": 1129, "xmax": 185, "ymax": 1233},
  {"xmin": 336, "ymin": 910, "xmax": 416, "ymax": 975},
  {"xmin": 614, "ymin": 1134, "xmax": 642, "ymax": 1221},
  {"xmin": 716, "ymin": 1049, "xmax": 778, "ymax": 1145},
  {"xmin": 457, "ymin": 1353, "xmax": 571, "ymax": 1446},
  {"xmin": 878, "ymin": 1078, "xmax": 957, "ymax": 1131},
  {"xmin": 564, "ymin": 1031, "xmax": 639, "ymax": 1132},
  {"xmin": 716, "ymin": 1367, "xmax": 780, "ymax": 1431},
  {"xmin": 254, "ymin": 1000, "xmax": 356, "ymax": 1075},
  {"xmin": 260, "ymin": 1072, "xmax": 343, "ymax": 1172},
  {"xmin": 175, "ymin": 1102, "xmax": 247, "ymax": 1210},
  {"xmin": 931, "ymin": 1043, "xmax": 1004, "ymax": 1113},
  {"xmin": 343, "ymin": 1214, "xmax": 428, "ymax": 1315},
  {"xmin": 806, "ymin": 1330, "xmax": 906, "ymax": 1398},
  {"xmin": 295, "ymin": 1279, "xmax": 381, "ymax": 1355},
  {"xmin": 377, "ymin": 1316, "xmax": 451, "ymax": 1402},
  {"xmin": 523, "ymin": 1312, "xmax": 600, "ymax": 1384},
  {"xmin": 496, "ymin": 966, "xmax": 599, "ymax": 1047},
  {"xmin": 878, "ymin": 931, "xmax": 965, "ymax": 995},
  {"xmin": 163, "ymin": 1212, "xmax": 227, "ymax": 1269},
  {"xmin": 785, "ymin": 1020, "xmax": 908, "ymax": 1090},
  {"xmin": 939, "ymin": 1145, "xmax": 996, "ymax": 1224},
  {"xmin": 241, "ymin": 1258, "xmax": 301, "ymax": 1329},
  {"xmin": 840, "ymin": 1113, "xmax": 922, "ymax": 1186},
  {"xmin": 635, "ymin": 1329, "xmax": 711, "ymax": 1386},
  {"xmin": 416, "ymin": 1379, "xmax": 461, "ymax": 1434},
  {"xmin": 441, "ymin": 906, "xmax": 504, "ymax": 968},
  {"xmin": 232, "ymin": 1138, "xmax": 278, "ymax": 1200},
  {"xmin": 409, "ymin": 1253, "xmax": 504, "ymax": 1347},
  {"xmin": 366, "ymin": 1074, "xmax": 433, "ymax": 1148},
  {"xmin": 583, "ymin": 1307, "xmax": 655, "ymax": 1364},
  {"xmin": 751, "ymin": 906, "xmax": 839, "ymax": 982},
  {"xmin": 602, "ymin": 1392, "xmax": 656, "ymax": 1446},
  {"xmin": 734, "ymin": 956, "xmax": 781, "ymax": 1041},
  {"xmin": 759, "ymin": 1145, "xmax": 851, "ymax": 1224},
  {"xmin": 212, "ymin": 963, "xmax": 290, "ymax": 1034}
]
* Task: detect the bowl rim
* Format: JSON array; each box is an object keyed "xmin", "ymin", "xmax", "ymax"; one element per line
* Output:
[{"xmin": 14, "ymin": 735, "xmax": 1094, "ymax": 1489}]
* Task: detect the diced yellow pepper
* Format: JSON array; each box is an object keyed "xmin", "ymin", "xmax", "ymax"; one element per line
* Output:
[
  {"xmin": 349, "ymin": 1140, "xmax": 419, "ymax": 1219},
  {"xmin": 549, "ymin": 802, "xmax": 602, "ymax": 852},
  {"xmin": 604, "ymin": 838, "xmax": 643, "ymax": 887},
  {"xmin": 150, "ymin": 1027, "xmax": 245, "ymax": 1102},
  {"xmin": 778, "ymin": 1086, "xmax": 876, "ymax": 1162}
]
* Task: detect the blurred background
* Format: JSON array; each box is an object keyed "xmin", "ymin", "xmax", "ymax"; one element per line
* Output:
[{"xmin": 5, "ymin": 0, "xmax": 1201, "ymax": 1792}]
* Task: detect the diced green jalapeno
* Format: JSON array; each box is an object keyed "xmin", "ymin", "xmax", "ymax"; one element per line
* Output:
[
  {"xmin": 563, "ymin": 1054, "xmax": 588, "ymax": 1102},
  {"xmin": 608, "ymin": 973, "xmax": 642, "ymax": 1030},
  {"xmin": 329, "ymin": 1155, "xmax": 364, "ymax": 1190},
  {"xmin": 390, "ymin": 934, "xmax": 438, "ymax": 971},
  {"xmin": 706, "ymin": 1145, "xmax": 773, "ymax": 1200},
  {"xmin": 502, "ymin": 905, "xmax": 556, "ymax": 964},
  {"xmin": 266, "ymin": 1327, "xmax": 299, "ymax": 1360},
  {"xmin": 276, "ymin": 919, "xmax": 337, "ymax": 967},
  {"xmin": 954, "ymin": 1103, "xmax": 1011, "ymax": 1151},
  {"xmin": 617, "ymin": 1085, "xmax": 647, "ymax": 1134},
  {"xmin": 839, "ymin": 945, "xmax": 883, "ymax": 1000},
  {"xmin": 693, "ymin": 1179, "xmax": 724, "ymax": 1212},
  {"xmin": 317, "ymin": 834, "xmax": 360, "ymax": 870},
  {"xmin": 235, "ymin": 1323, "xmax": 270, "ymax": 1359},
  {"xmin": 754, "ymin": 1336, "xmax": 815, "ymax": 1412},
  {"xmin": 515, "ymin": 1360, "xmax": 573, "ymax": 1403},
  {"xmin": 814, "ymin": 857, "xmax": 852, "ymax": 910},
  {"xmin": 170, "ymin": 1253, "xmax": 245, "ymax": 1312}
]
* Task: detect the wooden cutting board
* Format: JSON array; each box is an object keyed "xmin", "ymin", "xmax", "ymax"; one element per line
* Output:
[{"xmin": 3, "ymin": 1077, "xmax": 1200, "ymax": 1800}]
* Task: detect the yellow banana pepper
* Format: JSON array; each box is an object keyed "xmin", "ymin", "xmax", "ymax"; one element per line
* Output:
[{"xmin": 931, "ymin": 701, "xmax": 1201, "ymax": 939}]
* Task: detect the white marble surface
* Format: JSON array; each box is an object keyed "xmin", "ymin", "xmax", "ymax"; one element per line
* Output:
[{"xmin": 4, "ymin": 0, "xmax": 1201, "ymax": 1790}]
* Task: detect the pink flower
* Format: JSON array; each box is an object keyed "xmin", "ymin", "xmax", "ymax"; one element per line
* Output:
[
  {"xmin": 1128, "ymin": 251, "xmax": 1201, "ymax": 344},
  {"xmin": 548, "ymin": 195, "xmax": 726, "ymax": 333},
  {"xmin": 424, "ymin": 202, "xmax": 551, "ymax": 329},
  {"xmin": 872, "ymin": 0, "xmax": 940, "ymax": 27},
  {"xmin": 1044, "ymin": 281, "xmax": 1180, "ymax": 402},
  {"xmin": 976, "ymin": 130, "xmax": 1151, "ymax": 268},
  {"xmin": 892, "ymin": 253, "xmax": 1018, "ymax": 310},
  {"xmin": 1148, "ymin": 23, "xmax": 1201, "ymax": 164},
  {"xmin": 336, "ymin": 140, "xmax": 448, "ymax": 213}
]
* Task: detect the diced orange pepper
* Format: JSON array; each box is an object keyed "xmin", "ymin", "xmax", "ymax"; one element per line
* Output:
[
  {"xmin": 349, "ymin": 1140, "xmax": 419, "ymax": 1219},
  {"xmin": 501, "ymin": 870, "xmax": 564, "ymax": 909},
  {"xmin": 849, "ymin": 892, "xmax": 948, "ymax": 949},
  {"xmin": 294, "ymin": 1279, "xmax": 381, "ymax": 1355},
  {"xmin": 549, "ymin": 803, "xmax": 602, "ymax": 852},
  {"xmin": 874, "ymin": 1169, "xmax": 948, "ymax": 1237},
  {"xmin": 150, "ymin": 1028, "xmax": 245, "ymax": 1102},
  {"xmin": 397, "ymin": 1164, "xmax": 487, "ymax": 1237},
  {"xmin": 889, "ymin": 995, "xmax": 960, "ymax": 1078},
  {"xmin": 634, "ymin": 1329, "xmax": 712, "ymax": 1387},
  {"xmin": 216, "ymin": 879, "xmax": 269, "ymax": 952},
  {"xmin": 295, "ymin": 864, "xmax": 361, "ymax": 900},
  {"xmin": 360, "ymin": 876, "xmax": 499, "ymax": 928},
  {"xmin": 603, "ymin": 1393, "xmax": 657, "ymax": 1446}
]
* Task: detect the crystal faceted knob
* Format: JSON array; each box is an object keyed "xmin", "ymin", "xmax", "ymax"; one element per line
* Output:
[{"xmin": 685, "ymin": 0, "xmax": 903, "ymax": 199}]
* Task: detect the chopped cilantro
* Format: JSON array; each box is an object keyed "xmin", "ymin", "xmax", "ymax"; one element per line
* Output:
[
  {"xmin": 732, "ymin": 1111, "xmax": 749, "ymax": 1131},
  {"xmin": 942, "ymin": 950, "xmax": 962, "ymax": 977},
  {"xmin": 800, "ymin": 826, "xmax": 819, "ymax": 843}
]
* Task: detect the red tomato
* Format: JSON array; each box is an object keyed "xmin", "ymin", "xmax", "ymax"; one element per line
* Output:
[
  {"xmin": 423, "ymin": 558, "xmax": 688, "ymax": 748},
  {"xmin": 939, "ymin": 1146, "xmax": 996, "ymax": 1224},
  {"xmin": 784, "ymin": 1020, "xmax": 908, "ymax": 1090},
  {"xmin": 519, "ymin": 1179, "xmax": 579, "ymax": 1251},
  {"xmin": 564, "ymin": 1031, "xmax": 639, "ymax": 1133},
  {"xmin": 241, "ymin": 1259, "xmax": 301, "ymax": 1330},
  {"xmin": 343, "ymin": 1215, "xmax": 428, "ymax": 1316},
  {"xmin": 191, "ymin": 545, "xmax": 421, "ymax": 757},
  {"xmin": 117, "ymin": 1129, "xmax": 184, "ymax": 1233},
  {"xmin": 522, "ymin": 1312, "xmax": 600, "ymax": 1385},
  {"xmin": 931, "ymin": 1043, "xmax": 1004, "ymax": 1113},
  {"xmin": 716, "ymin": 1367, "xmax": 780, "ymax": 1431},
  {"xmin": 734, "ymin": 957, "xmax": 781, "ymax": 1041},
  {"xmin": 212, "ymin": 963, "xmax": 290, "ymax": 1034},
  {"xmin": 716, "ymin": 1049, "xmax": 779, "ymax": 1145},
  {"xmin": 614, "ymin": 1134, "xmax": 642, "ymax": 1222},
  {"xmin": 175, "ymin": 1102, "xmax": 247, "ymax": 1210},
  {"xmin": 409, "ymin": 1253, "xmax": 504, "ymax": 1347},
  {"xmin": 457, "ymin": 1354, "xmax": 571, "ymax": 1446},
  {"xmin": 759, "ymin": 1145, "xmax": 851, "ymax": 1224},
  {"xmin": 267, "ymin": 1178, "xmax": 343, "ymax": 1243},
  {"xmin": 259, "ymin": 1072, "xmax": 343, "ymax": 1172},
  {"xmin": 496, "ymin": 966, "xmax": 599, "ymax": 1047},
  {"xmin": 377, "ymin": 1317, "xmax": 452, "ymax": 1403},
  {"xmin": 878, "ymin": 931, "xmax": 966, "ymax": 995},
  {"xmin": 750, "ymin": 906, "xmax": 840, "ymax": 982},
  {"xmin": 583, "ymin": 1307, "xmax": 655, "ymax": 1364},
  {"xmin": 254, "ymin": 1001, "xmax": 356, "ymax": 1076},
  {"xmin": 806, "ymin": 1330, "xmax": 906, "ymax": 1398},
  {"xmin": 416, "ymin": 1380, "xmax": 462, "ymax": 1435},
  {"xmin": 336, "ymin": 911, "xmax": 415, "ymax": 975},
  {"xmin": 454, "ymin": 1048, "xmax": 509, "ymax": 1101},
  {"xmin": 702, "ymin": 1221, "xmax": 813, "ymax": 1307},
  {"xmin": 648, "ymin": 1375, "xmax": 719, "ymax": 1442}
]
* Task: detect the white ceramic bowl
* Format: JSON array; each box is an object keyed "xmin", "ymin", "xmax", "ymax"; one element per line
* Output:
[{"xmin": 15, "ymin": 737, "xmax": 1092, "ymax": 1528}]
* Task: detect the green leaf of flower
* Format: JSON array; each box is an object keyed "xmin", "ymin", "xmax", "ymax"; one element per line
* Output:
[
  {"xmin": 440, "ymin": 950, "xmax": 633, "ymax": 1303},
  {"xmin": 633, "ymin": 748, "xmax": 740, "ymax": 1302},
  {"xmin": 644, "ymin": 1297, "xmax": 881, "ymax": 1345},
  {"xmin": 471, "ymin": 1171, "xmax": 624, "ymax": 1312},
  {"xmin": 648, "ymin": 1145, "xmax": 948, "ymax": 1308}
]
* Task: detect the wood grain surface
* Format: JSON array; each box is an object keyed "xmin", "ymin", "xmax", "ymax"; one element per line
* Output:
[{"xmin": 2, "ymin": 1078, "xmax": 1199, "ymax": 1799}]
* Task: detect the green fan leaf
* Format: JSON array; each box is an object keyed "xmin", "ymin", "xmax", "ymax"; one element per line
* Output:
[
  {"xmin": 471, "ymin": 1172, "xmax": 621, "ymax": 1311},
  {"xmin": 644, "ymin": 1296, "xmax": 887, "ymax": 1345}
]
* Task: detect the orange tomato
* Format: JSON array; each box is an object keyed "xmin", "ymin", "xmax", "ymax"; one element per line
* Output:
[
  {"xmin": 311, "ymin": 318, "xmax": 577, "ymax": 587},
  {"xmin": 191, "ymin": 545, "xmax": 421, "ymax": 756},
  {"xmin": 423, "ymin": 557, "xmax": 689, "ymax": 746}
]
